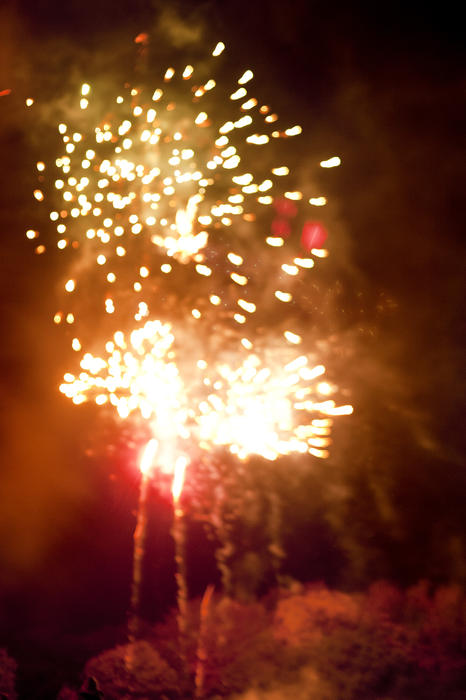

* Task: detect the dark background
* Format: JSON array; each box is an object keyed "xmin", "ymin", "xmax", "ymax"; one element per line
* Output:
[{"xmin": 0, "ymin": 1, "xmax": 465, "ymax": 696}]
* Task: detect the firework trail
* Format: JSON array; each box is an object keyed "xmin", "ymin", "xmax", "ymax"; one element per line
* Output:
[
  {"xmin": 128, "ymin": 438, "xmax": 158, "ymax": 642},
  {"xmin": 171, "ymin": 455, "xmax": 189, "ymax": 641}
]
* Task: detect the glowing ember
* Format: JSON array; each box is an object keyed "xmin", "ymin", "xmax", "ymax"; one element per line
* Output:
[{"xmin": 129, "ymin": 437, "xmax": 158, "ymax": 643}]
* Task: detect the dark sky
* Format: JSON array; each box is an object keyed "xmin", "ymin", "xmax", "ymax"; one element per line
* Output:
[{"xmin": 0, "ymin": 0, "xmax": 465, "ymax": 695}]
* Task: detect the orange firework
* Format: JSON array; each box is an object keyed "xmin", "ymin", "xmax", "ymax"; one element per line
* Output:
[
  {"xmin": 28, "ymin": 38, "xmax": 354, "ymax": 649},
  {"xmin": 30, "ymin": 40, "xmax": 352, "ymax": 463}
]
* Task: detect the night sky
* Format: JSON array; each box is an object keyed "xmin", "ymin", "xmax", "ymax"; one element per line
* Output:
[{"xmin": 0, "ymin": 1, "xmax": 465, "ymax": 697}]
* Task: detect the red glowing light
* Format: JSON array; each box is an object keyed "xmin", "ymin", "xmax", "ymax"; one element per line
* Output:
[
  {"xmin": 301, "ymin": 221, "xmax": 328, "ymax": 250},
  {"xmin": 271, "ymin": 218, "xmax": 291, "ymax": 238},
  {"xmin": 274, "ymin": 197, "xmax": 298, "ymax": 218}
]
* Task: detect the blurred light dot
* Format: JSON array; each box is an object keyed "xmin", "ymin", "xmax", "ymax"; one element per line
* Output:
[
  {"xmin": 212, "ymin": 42, "xmax": 225, "ymax": 56},
  {"xmin": 320, "ymin": 156, "xmax": 341, "ymax": 168},
  {"xmin": 238, "ymin": 70, "xmax": 253, "ymax": 85}
]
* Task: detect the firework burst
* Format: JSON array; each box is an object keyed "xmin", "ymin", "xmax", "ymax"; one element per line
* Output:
[{"xmin": 30, "ymin": 40, "xmax": 352, "ymax": 464}]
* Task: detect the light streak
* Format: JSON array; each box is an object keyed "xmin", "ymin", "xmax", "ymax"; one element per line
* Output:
[
  {"xmin": 139, "ymin": 438, "xmax": 158, "ymax": 476},
  {"xmin": 172, "ymin": 455, "xmax": 188, "ymax": 511},
  {"xmin": 171, "ymin": 454, "xmax": 189, "ymax": 641},
  {"xmin": 128, "ymin": 438, "xmax": 159, "ymax": 643}
]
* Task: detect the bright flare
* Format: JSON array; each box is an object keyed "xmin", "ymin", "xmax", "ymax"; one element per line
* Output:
[
  {"xmin": 172, "ymin": 455, "xmax": 188, "ymax": 505},
  {"xmin": 139, "ymin": 439, "xmax": 158, "ymax": 475}
]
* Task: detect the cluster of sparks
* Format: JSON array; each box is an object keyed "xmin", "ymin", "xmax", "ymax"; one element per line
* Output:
[{"xmin": 30, "ymin": 40, "xmax": 352, "ymax": 470}]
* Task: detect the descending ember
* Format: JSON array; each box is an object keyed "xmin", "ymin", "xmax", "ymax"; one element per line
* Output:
[{"xmin": 31, "ymin": 40, "xmax": 352, "ymax": 463}]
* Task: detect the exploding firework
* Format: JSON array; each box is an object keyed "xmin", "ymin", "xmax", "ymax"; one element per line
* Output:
[
  {"xmin": 28, "ymin": 37, "xmax": 355, "ymax": 636},
  {"xmin": 29, "ymin": 40, "xmax": 352, "ymax": 465}
]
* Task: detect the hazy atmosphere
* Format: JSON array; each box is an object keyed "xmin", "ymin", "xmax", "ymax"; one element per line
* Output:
[{"xmin": 0, "ymin": 1, "xmax": 464, "ymax": 698}]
